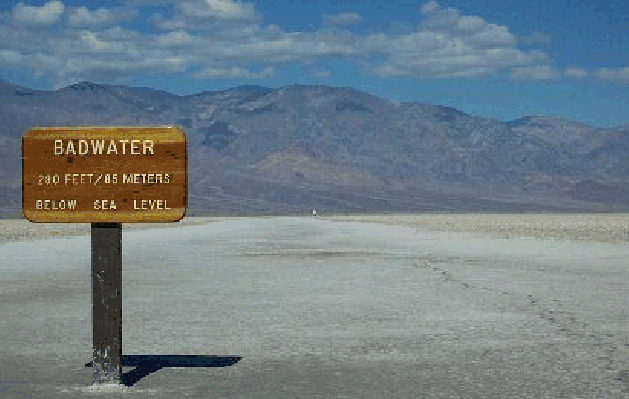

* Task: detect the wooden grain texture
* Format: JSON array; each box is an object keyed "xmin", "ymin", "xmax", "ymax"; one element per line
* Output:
[{"xmin": 22, "ymin": 126, "xmax": 187, "ymax": 223}]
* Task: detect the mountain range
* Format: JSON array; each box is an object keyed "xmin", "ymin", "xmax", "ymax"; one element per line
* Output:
[{"xmin": 2, "ymin": 79, "xmax": 629, "ymax": 219}]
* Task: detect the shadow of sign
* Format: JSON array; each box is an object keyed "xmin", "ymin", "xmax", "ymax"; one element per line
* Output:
[{"xmin": 85, "ymin": 355, "xmax": 242, "ymax": 386}]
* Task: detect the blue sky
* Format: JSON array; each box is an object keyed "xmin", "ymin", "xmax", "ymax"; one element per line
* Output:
[{"xmin": 0, "ymin": 0, "xmax": 627, "ymax": 128}]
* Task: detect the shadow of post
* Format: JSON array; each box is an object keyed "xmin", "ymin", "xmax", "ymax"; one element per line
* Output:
[{"xmin": 85, "ymin": 355, "xmax": 242, "ymax": 386}]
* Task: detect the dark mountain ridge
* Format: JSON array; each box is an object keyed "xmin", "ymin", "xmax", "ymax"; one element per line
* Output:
[{"xmin": 1, "ymin": 79, "xmax": 628, "ymax": 218}]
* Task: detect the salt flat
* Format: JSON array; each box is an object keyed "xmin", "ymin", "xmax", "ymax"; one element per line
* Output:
[
  {"xmin": 0, "ymin": 216, "xmax": 627, "ymax": 398},
  {"xmin": 0, "ymin": 216, "xmax": 244, "ymax": 244},
  {"xmin": 325, "ymin": 213, "xmax": 629, "ymax": 245},
  {"xmin": 3, "ymin": 213, "xmax": 629, "ymax": 245}
]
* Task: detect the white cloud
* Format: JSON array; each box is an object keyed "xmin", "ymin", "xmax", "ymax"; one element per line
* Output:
[
  {"xmin": 33, "ymin": 53, "xmax": 64, "ymax": 76},
  {"xmin": 58, "ymin": 54, "xmax": 190, "ymax": 76},
  {"xmin": 322, "ymin": 12, "xmax": 363, "ymax": 26},
  {"xmin": 455, "ymin": 16, "xmax": 486, "ymax": 33},
  {"xmin": 464, "ymin": 24, "xmax": 515, "ymax": 48},
  {"xmin": 0, "ymin": 0, "xmax": 594, "ymax": 86},
  {"xmin": 509, "ymin": 65, "xmax": 560, "ymax": 81},
  {"xmin": 178, "ymin": 0, "xmax": 256, "ymax": 20},
  {"xmin": 80, "ymin": 32, "xmax": 129, "ymax": 53},
  {"xmin": 417, "ymin": 2, "xmax": 516, "ymax": 48},
  {"xmin": 123, "ymin": 0, "xmax": 174, "ymax": 5},
  {"xmin": 594, "ymin": 67, "xmax": 629, "ymax": 83},
  {"xmin": 359, "ymin": 25, "xmax": 543, "ymax": 79},
  {"xmin": 520, "ymin": 30, "xmax": 551, "ymax": 45},
  {"xmin": 194, "ymin": 66, "xmax": 274, "ymax": 79},
  {"xmin": 528, "ymin": 49, "xmax": 549, "ymax": 62},
  {"xmin": 147, "ymin": 0, "xmax": 259, "ymax": 31},
  {"xmin": 155, "ymin": 30, "xmax": 197, "ymax": 47},
  {"xmin": 354, "ymin": 1, "xmax": 560, "ymax": 80},
  {"xmin": 148, "ymin": 13, "xmax": 189, "ymax": 30},
  {"xmin": 226, "ymin": 24, "xmax": 262, "ymax": 37},
  {"xmin": 0, "ymin": 9, "xmax": 9, "ymax": 24},
  {"xmin": 0, "ymin": 49, "xmax": 23, "ymax": 64},
  {"xmin": 100, "ymin": 26, "xmax": 142, "ymax": 41},
  {"xmin": 12, "ymin": 1, "xmax": 64, "ymax": 25},
  {"xmin": 564, "ymin": 66, "xmax": 586, "ymax": 78},
  {"xmin": 421, "ymin": 1, "xmax": 440, "ymax": 14},
  {"xmin": 314, "ymin": 70, "xmax": 330, "ymax": 77},
  {"xmin": 68, "ymin": 6, "xmax": 138, "ymax": 27}
]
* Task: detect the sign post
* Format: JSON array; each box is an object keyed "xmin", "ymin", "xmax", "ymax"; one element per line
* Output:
[
  {"xmin": 91, "ymin": 222, "xmax": 123, "ymax": 385},
  {"xmin": 22, "ymin": 126, "xmax": 188, "ymax": 386}
]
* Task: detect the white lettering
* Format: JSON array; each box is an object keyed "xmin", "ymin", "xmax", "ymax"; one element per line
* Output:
[
  {"xmin": 133, "ymin": 199, "xmax": 171, "ymax": 210},
  {"xmin": 107, "ymin": 141, "xmax": 118, "ymax": 155},
  {"xmin": 93, "ymin": 199, "xmax": 117, "ymax": 210},
  {"xmin": 64, "ymin": 173, "xmax": 95, "ymax": 184},
  {"xmin": 91, "ymin": 139, "xmax": 105, "ymax": 154},
  {"xmin": 131, "ymin": 140, "xmax": 139, "ymax": 155},
  {"xmin": 123, "ymin": 173, "xmax": 170, "ymax": 184},
  {"xmin": 35, "ymin": 199, "xmax": 78, "ymax": 210},
  {"xmin": 66, "ymin": 140, "xmax": 76, "ymax": 155},
  {"xmin": 79, "ymin": 140, "xmax": 88, "ymax": 155},
  {"xmin": 53, "ymin": 140, "xmax": 154, "ymax": 156}
]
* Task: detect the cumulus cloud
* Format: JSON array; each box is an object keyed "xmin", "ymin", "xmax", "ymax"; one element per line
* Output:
[
  {"xmin": 68, "ymin": 6, "xmax": 138, "ymax": 27},
  {"xmin": 0, "ymin": 9, "xmax": 9, "ymax": 24},
  {"xmin": 148, "ymin": 13, "xmax": 189, "ymax": 30},
  {"xmin": 509, "ymin": 65, "xmax": 560, "ymax": 81},
  {"xmin": 177, "ymin": 0, "xmax": 257, "ymax": 20},
  {"xmin": 359, "ymin": 1, "xmax": 542, "ymax": 79},
  {"xmin": 0, "ymin": 49, "xmax": 23, "ymax": 64},
  {"xmin": 79, "ymin": 32, "xmax": 132, "ymax": 53},
  {"xmin": 123, "ymin": 0, "xmax": 174, "ymax": 5},
  {"xmin": 155, "ymin": 30, "xmax": 198, "ymax": 47},
  {"xmin": 564, "ymin": 67, "xmax": 587, "ymax": 78},
  {"xmin": 322, "ymin": 12, "xmax": 363, "ymax": 26},
  {"xmin": 421, "ymin": 1, "xmax": 440, "ymax": 14},
  {"xmin": 594, "ymin": 67, "xmax": 629, "ymax": 83},
  {"xmin": 417, "ymin": 2, "xmax": 516, "ymax": 48},
  {"xmin": 0, "ymin": 0, "xmax": 594, "ymax": 86},
  {"xmin": 520, "ymin": 30, "xmax": 551, "ymax": 45},
  {"xmin": 12, "ymin": 1, "xmax": 64, "ymax": 25},
  {"xmin": 193, "ymin": 66, "xmax": 274, "ymax": 79},
  {"xmin": 99, "ymin": 26, "xmax": 142, "ymax": 41},
  {"xmin": 455, "ymin": 16, "xmax": 486, "ymax": 33}
]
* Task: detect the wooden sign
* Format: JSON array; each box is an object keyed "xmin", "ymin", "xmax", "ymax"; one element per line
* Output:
[{"xmin": 22, "ymin": 126, "xmax": 187, "ymax": 223}]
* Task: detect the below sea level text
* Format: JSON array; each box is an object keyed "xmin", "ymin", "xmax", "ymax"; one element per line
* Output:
[{"xmin": 35, "ymin": 199, "xmax": 172, "ymax": 210}]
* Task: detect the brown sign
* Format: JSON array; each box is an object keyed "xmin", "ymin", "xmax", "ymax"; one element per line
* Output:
[{"xmin": 22, "ymin": 126, "xmax": 187, "ymax": 223}]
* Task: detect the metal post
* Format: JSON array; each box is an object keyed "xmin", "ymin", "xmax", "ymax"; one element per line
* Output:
[{"xmin": 91, "ymin": 222, "xmax": 123, "ymax": 385}]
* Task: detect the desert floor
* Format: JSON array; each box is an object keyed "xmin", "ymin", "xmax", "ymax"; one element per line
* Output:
[
  {"xmin": 2, "ymin": 213, "xmax": 629, "ymax": 245},
  {"xmin": 0, "ymin": 215, "xmax": 627, "ymax": 398},
  {"xmin": 324, "ymin": 213, "xmax": 629, "ymax": 245}
]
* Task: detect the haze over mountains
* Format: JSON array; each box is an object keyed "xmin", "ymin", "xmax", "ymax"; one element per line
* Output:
[{"xmin": 2, "ymin": 79, "xmax": 628, "ymax": 218}]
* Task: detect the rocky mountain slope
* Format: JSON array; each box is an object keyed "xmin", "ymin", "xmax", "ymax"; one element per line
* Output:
[{"xmin": 1, "ymin": 79, "xmax": 628, "ymax": 218}]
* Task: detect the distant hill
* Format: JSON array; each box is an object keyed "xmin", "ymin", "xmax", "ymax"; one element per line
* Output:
[{"xmin": 1, "ymin": 79, "xmax": 628, "ymax": 219}]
